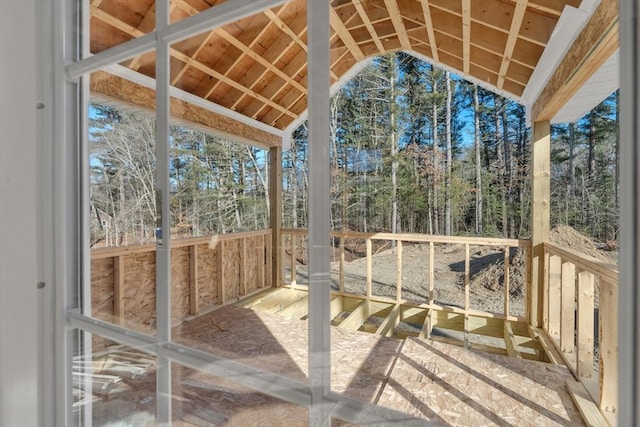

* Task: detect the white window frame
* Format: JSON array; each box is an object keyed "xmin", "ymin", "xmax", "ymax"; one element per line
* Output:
[{"xmin": 46, "ymin": 1, "xmax": 431, "ymax": 426}]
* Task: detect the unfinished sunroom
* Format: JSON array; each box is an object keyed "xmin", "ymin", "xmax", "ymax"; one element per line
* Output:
[{"xmin": 5, "ymin": 0, "xmax": 639, "ymax": 425}]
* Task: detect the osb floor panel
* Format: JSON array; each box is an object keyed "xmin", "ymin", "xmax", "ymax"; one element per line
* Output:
[
  {"xmin": 89, "ymin": 306, "xmax": 586, "ymax": 426},
  {"xmin": 377, "ymin": 337, "xmax": 585, "ymax": 426}
]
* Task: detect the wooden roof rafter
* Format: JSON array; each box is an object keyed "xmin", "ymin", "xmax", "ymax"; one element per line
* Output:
[
  {"xmin": 88, "ymin": 0, "xmax": 610, "ymax": 137},
  {"xmin": 384, "ymin": 0, "xmax": 412, "ymax": 50},
  {"xmin": 353, "ymin": 0, "xmax": 385, "ymax": 54},
  {"xmin": 462, "ymin": 0, "xmax": 471, "ymax": 75},
  {"xmin": 419, "ymin": 0, "xmax": 439, "ymax": 62},
  {"xmin": 330, "ymin": 8, "xmax": 366, "ymax": 61},
  {"xmin": 497, "ymin": 0, "xmax": 529, "ymax": 90}
]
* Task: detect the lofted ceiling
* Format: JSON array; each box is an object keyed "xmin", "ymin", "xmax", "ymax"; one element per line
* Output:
[{"xmin": 89, "ymin": 0, "xmax": 616, "ymax": 145}]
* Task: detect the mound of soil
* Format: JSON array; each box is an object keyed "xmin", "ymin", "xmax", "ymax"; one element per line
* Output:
[{"xmin": 550, "ymin": 224, "xmax": 616, "ymax": 263}]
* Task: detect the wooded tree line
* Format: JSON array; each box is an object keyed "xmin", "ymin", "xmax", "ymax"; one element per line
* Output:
[
  {"xmin": 89, "ymin": 52, "xmax": 619, "ymax": 247},
  {"xmin": 89, "ymin": 105, "xmax": 269, "ymax": 246},
  {"xmin": 283, "ymin": 53, "xmax": 619, "ymax": 242}
]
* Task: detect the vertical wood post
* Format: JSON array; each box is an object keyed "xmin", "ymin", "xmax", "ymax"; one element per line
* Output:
[
  {"xmin": 577, "ymin": 270, "xmax": 595, "ymax": 379},
  {"xmin": 189, "ymin": 245, "xmax": 199, "ymax": 316},
  {"xmin": 503, "ymin": 246, "xmax": 510, "ymax": 317},
  {"xmin": 560, "ymin": 261, "xmax": 576, "ymax": 354},
  {"xmin": 547, "ymin": 254, "xmax": 562, "ymax": 340},
  {"xmin": 339, "ymin": 235, "xmax": 345, "ymax": 293},
  {"xmin": 464, "ymin": 243, "xmax": 470, "ymax": 348},
  {"xmin": 366, "ymin": 238, "xmax": 372, "ymax": 298},
  {"xmin": 599, "ymin": 280, "xmax": 618, "ymax": 415},
  {"xmin": 259, "ymin": 234, "xmax": 266, "ymax": 288},
  {"xmin": 270, "ymin": 146, "xmax": 282, "ymax": 288},
  {"xmin": 216, "ymin": 242, "xmax": 226, "ymax": 304},
  {"xmin": 530, "ymin": 120, "xmax": 551, "ymax": 328},
  {"xmin": 240, "ymin": 238, "xmax": 247, "ymax": 296},
  {"xmin": 396, "ymin": 240, "xmax": 402, "ymax": 302},
  {"xmin": 290, "ymin": 234, "xmax": 297, "ymax": 286},
  {"xmin": 113, "ymin": 255, "xmax": 125, "ymax": 324}
]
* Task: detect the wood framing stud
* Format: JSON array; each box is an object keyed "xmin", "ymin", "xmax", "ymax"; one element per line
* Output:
[
  {"xmin": 560, "ymin": 261, "xmax": 576, "ymax": 354},
  {"xmin": 503, "ymin": 246, "xmax": 510, "ymax": 317},
  {"xmin": 396, "ymin": 240, "xmax": 403, "ymax": 302},
  {"xmin": 366, "ymin": 238, "xmax": 373, "ymax": 298},
  {"xmin": 189, "ymin": 245, "xmax": 199, "ymax": 316},
  {"xmin": 240, "ymin": 238, "xmax": 247, "ymax": 296},
  {"xmin": 216, "ymin": 242, "xmax": 226, "ymax": 304},
  {"xmin": 577, "ymin": 270, "xmax": 595, "ymax": 379},
  {"xmin": 598, "ymin": 281, "xmax": 618, "ymax": 419},
  {"xmin": 113, "ymin": 255, "xmax": 125, "ymax": 324},
  {"xmin": 504, "ymin": 321, "xmax": 523, "ymax": 359},
  {"xmin": 547, "ymin": 254, "xmax": 562, "ymax": 340},
  {"xmin": 339, "ymin": 236, "xmax": 345, "ymax": 292},
  {"xmin": 290, "ymin": 234, "xmax": 297, "ymax": 286}
]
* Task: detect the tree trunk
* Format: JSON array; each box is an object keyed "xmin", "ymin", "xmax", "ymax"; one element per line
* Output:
[
  {"xmin": 501, "ymin": 99, "xmax": 514, "ymax": 237},
  {"xmin": 444, "ymin": 71, "xmax": 452, "ymax": 236},
  {"xmin": 390, "ymin": 57, "xmax": 400, "ymax": 237},
  {"xmin": 473, "ymin": 84, "xmax": 483, "ymax": 235},
  {"xmin": 432, "ymin": 72, "xmax": 440, "ymax": 235},
  {"xmin": 588, "ymin": 110, "xmax": 596, "ymax": 178},
  {"xmin": 494, "ymin": 96, "xmax": 507, "ymax": 238}
]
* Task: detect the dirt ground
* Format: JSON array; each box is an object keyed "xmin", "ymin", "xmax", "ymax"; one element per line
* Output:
[{"xmin": 287, "ymin": 225, "xmax": 617, "ymax": 317}]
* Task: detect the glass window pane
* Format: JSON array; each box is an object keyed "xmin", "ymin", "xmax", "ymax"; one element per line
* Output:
[
  {"xmin": 171, "ymin": 362, "xmax": 308, "ymax": 425},
  {"xmin": 74, "ymin": 338, "xmax": 157, "ymax": 426},
  {"xmin": 90, "ymin": 0, "xmax": 157, "ymax": 54},
  {"xmin": 89, "ymin": 64, "xmax": 158, "ymax": 337}
]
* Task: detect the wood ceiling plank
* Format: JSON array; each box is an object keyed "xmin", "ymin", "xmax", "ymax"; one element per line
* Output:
[
  {"xmin": 170, "ymin": 48, "xmax": 296, "ymax": 118},
  {"xmin": 462, "ymin": 0, "xmax": 471, "ymax": 74},
  {"xmin": 227, "ymin": 38, "xmax": 300, "ymax": 110},
  {"xmin": 127, "ymin": 3, "xmax": 176, "ymax": 71},
  {"xmin": 419, "ymin": 0, "xmax": 439, "ymax": 61},
  {"xmin": 497, "ymin": 0, "xmax": 528, "ymax": 89},
  {"xmin": 353, "ymin": 0, "xmax": 385, "ymax": 53},
  {"xmin": 203, "ymin": 19, "xmax": 276, "ymax": 100},
  {"xmin": 383, "ymin": 0, "xmax": 411, "ymax": 49},
  {"xmin": 264, "ymin": 9, "xmax": 308, "ymax": 54},
  {"xmin": 532, "ymin": 0, "xmax": 618, "ymax": 121},
  {"xmin": 330, "ymin": 8, "xmax": 366, "ymax": 61},
  {"xmin": 217, "ymin": 28, "xmax": 306, "ymax": 93},
  {"xmin": 429, "ymin": 0, "xmax": 547, "ymax": 47}
]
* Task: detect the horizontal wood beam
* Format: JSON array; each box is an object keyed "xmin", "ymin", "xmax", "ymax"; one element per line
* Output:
[
  {"xmin": 90, "ymin": 71, "xmax": 282, "ymax": 148},
  {"xmin": 531, "ymin": 0, "xmax": 619, "ymax": 121}
]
